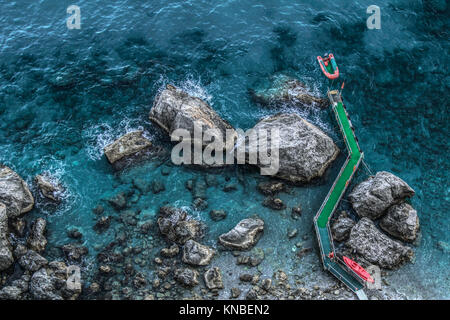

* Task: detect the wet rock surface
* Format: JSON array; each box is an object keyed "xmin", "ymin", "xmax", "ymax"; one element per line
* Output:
[
  {"xmin": 35, "ymin": 174, "xmax": 64, "ymax": 202},
  {"xmin": 331, "ymin": 212, "xmax": 355, "ymax": 242},
  {"xmin": 0, "ymin": 203, "xmax": 13, "ymax": 271},
  {"xmin": 204, "ymin": 267, "xmax": 224, "ymax": 290},
  {"xmin": 348, "ymin": 171, "xmax": 415, "ymax": 219},
  {"xmin": 27, "ymin": 218, "xmax": 47, "ymax": 253},
  {"xmin": 346, "ymin": 218, "xmax": 414, "ymax": 269},
  {"xmin": 0, "ymin": 165, "xmax": 34, "ymax": 218},
  {"xmin": 174, "ymin": 268, "xmax": 199, "ymax": 287},
  {"xmin": 157, "ymin": 206, "xmax": 204, "ymax": 244},
  {"xmin": 380, "ymin": 203, "xmax": 419, "ymax": 242},
  {"xmin": 248, "ymin": 113, "xmax": 339, "ymax": 183},
  {"xmin": 104, "ymin": 130, "xmax": 152, "ymax": 164},
  {"xmin": 219, "ymin": 217, "xmax": 264, "ymax": 250},
  {"xmin": 182, "ymin": 240, "xmax": 215, "ymax": 266}
]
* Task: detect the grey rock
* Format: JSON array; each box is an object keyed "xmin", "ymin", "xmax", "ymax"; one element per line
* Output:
[
  {"xmin": 250, "ymin": 75, "xmax": 328, "ymax": 109},
  {"xmin": 18, "ymin": 250, "xmax": 48, "ymax": 272},
  {"xmin": 380, "ymin": 203, "xmax": 420, "ymax": 242},
  {"xmin": 174, "ymin": 268, "xmax": 199, "ymax": 287},
  {"xmin": 0, "ymin": 203, "xmax": 13, "ymax": 271},
  {"xmin": 209, "ymin": 210, "xmax": 227, "ymax": 221},
  {"xmin": 157, "ymin": 206, "xmax": 203, "ymax": 244},
  {"xmin": 263, "ymin": 197, "xmax": 286, "ymax": 210},
  {"xmin": 0, "ymin": 165, "xmax": 34, "ymax": 218},
  {"xmin": 104, "ymin": 131, "xmax": 152, "ymax": 164},
  {"xmin": 61, "ymin": 243, "xmax": 88, "ymax": 262},
  {"xmin": 29, "ymin": 268, "xmax": 62, "ymax": 300},
  {"xmin": 204, "ymin": 267, "xmax": 224, "ymax": 290},
  {"xmin": 331, "ymin": 213, "xmax": 355, "ymax": 242},
  {"xmin": 182, "ymin": 240, "xmax": 215, "ymax": 266},
  {"xmin": 35, "ymin": 174, "xmax": 64, "ymax": 202},
  {"xmin": 248, "ymin": 113, "xmax": 339, "ymax": 183},
  {"xmin": 149, "ymin": 84, "xmax": 236, "ymax": 166},
  {"xmin": 346, "ymin": 218, "xmax": 414, "ymax": 269},
  {"xmin": 27, "ymin": 218, "xmax": 47, "ymax": 253},
  {"xmin": 257, "ymin": 181, "xmax": 285, "ymax": 196},
  {"xmin": 219, "ymin": 217, "xmax": 264, "ymax": 250},
  {"xmin": 160, "ymin": 244, "xmax": 179, "ymax": 258},
  {"xmin": 348, "ymin": 171, "xmax": 415, "ymax": 219},
  {"xmin": 230, "ymin": 287, "xmax": 241, "ymax": 299}
]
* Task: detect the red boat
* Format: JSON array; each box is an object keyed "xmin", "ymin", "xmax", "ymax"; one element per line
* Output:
[
  {"xmin": 343, "ymin": 256, "xmax": 374, "ymax": 283},
  {"xmin": 317, "ymin": 53, "xmax": 340, "ymax": 80}
]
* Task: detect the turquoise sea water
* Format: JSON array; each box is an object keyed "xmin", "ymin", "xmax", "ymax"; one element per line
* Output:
[{"xmin": 0, "ymin": 0, "xmax": 448, "ymax": 299}]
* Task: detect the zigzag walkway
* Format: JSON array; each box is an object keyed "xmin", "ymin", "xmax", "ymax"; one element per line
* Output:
[{"xmin": 313, "ymin": 90, "xmax": 367, "ymax": 300}]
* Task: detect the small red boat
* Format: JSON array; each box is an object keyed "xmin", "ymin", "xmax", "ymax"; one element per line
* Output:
[
  {"xmin": 343, "ymin": 256, "xmax": 374, "ymax": 283},
  {"xmin": 317, "ymin": 53, "xmax": 340, "ymax": 80}
]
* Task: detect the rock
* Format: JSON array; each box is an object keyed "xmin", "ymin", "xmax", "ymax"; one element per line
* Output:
[
  {"xmin": 257, "ymin": 181, "xmax": 285, "ymax": 196},
  {"xmin": 0, "ymin": 203, "xmax": 13, "ymax": 271},
  {"xmin": 67, "ymin": 228, "xmax": 83, "ymax": 240},
  {"xmin": 380, "ymin": 203, "xmax": 419, "ymax": 242},
  {"xmin": 223, "ymin": 183, "xmax": 237, "ymax": 192},
  {"xmin": 149, "ymin": 84, "xmax": 236, "ymax": 166},
  {"xmin": 29, "ymin": 268, "xmax": 61, "ymax": 300},
  {"xmin": 157, "ymin": 206, "xmax": 203, "ymax": 244},
  {"xmin": 250, "ymin": 75, "xmax": 328, "ymax": 109},
  {"xmin": 291, "ymin": 205, "xmax": 302, "ymax": 219},
  {"xmin": 151, "ymin": 180, "xmax": 165, "ymax": 194},
  {"xmin": 204, "ymin": 267, "xmax": 224, "ymax": 290},
  {"xmin": 348, "ymin": 171, "xmax": 415, "ymax": 219},
  {"xmin": 261, "ymin": 278, "xmax": 272, "ymax": 291},
  {"xmin": 10, "ymin": 218, "xmax": 26, "ymax": 237},
  {"xmin": 219, "ymin": 217, "xmax": 264, "ymax": 250},
  {"xmin": 0, "ymin": 274, "xmax": 30, "ymax": 299},
  {"xmin": 182, "ymin": 240, "xmax": 215, "ymax": 266},
  {"xmin": 174, "ymin": 268, "xmax": 199, "ymax": 287},
  {"xmin": 18, "ymin": 250, "xmax": 48, "ymax": 272},
  {"xmin": 239, "ymin": 273, "xmax": 253, "ymax": 282},
  {"xmin": 248, "ymin": 114, "xmax": 339, "ymax": 183},
  {"xmin": 230, "ymin": 287, "xmax": 241, "ymax": 299},
  {"xmin": 160, "ymin": 244, "xmax": 179, "ymax": 258},
  {"xmin": 120, "ymin": 210, "xmax": 137, "ymax": 226},
  {"xmin": 27, "ymin": 218, "xmax": 47, "ymax": 253},
  {"xmin": 104, "ymin": 131, "xmax": 152, "ymax": 164},
  {"xmin": 93, "ymin": 216, "xmax": 111, "ymax": 233},
  {"xmin": 193, "ymin": 198, "xmax": 208, "ymax": 210},
  {"xmin": 346, "ymin": 218, "xmax": 414, "ymax": 269},
  {"xmin": 209, "ymin": 210, "xmax": 227, "ymax": 221},
  {"xmin": 263, "ymin": 197, "xmax": 286, "ymax": 210},
  {"xmin": 0, "ymin": 165, "xmax": 34, "ymax": 218},
  {"xmin": 108, "ymin": 192, "xmax": 127, "ymax": 211},
  {"xmin": 237, "ymin": 247, "xmax": 265, "ymax": 267},
  {"xmin": 287, "ymin": 228, "xmax": 298, "ymax": 239},
  {"xmin": 61, "ymin": 243, "xmax": 88, "ymax": 263},
  {"xmin": 35, "ymin": 174, "xmax": 64, "ymax": 202},
  {"xmin": 331, "ymin": 213, "xmax": 355, "ymax": 242}
]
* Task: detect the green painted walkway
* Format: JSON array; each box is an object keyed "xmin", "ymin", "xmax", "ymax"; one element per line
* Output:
[{"xmin": 313, "ymin": 90, "xmax": 367, "ymax": 298}]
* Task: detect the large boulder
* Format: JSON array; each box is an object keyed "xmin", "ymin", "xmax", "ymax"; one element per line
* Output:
[
  {"xmin": 247, "ymin": 113, "xmax": 339, "ymax": 182},
  {"xmin": 35, "ymin": 174, "xmax": 64, "ymax": 202},
  {"xmin": 149, "ymin": 84, "xmax": 236, "ymax": 163},
  {"xmin": 348, "ymin": 171, "xmax": 415, "ymax": 220},
  {"xmin": 219, "ymin": 217, "xmax": 264, "ymax": 250},
  {"xmin": 250, "ymin": 75, "xmax": 328, "ymax": 109},
  {"xmin": 0, "ymin": 165, "xmax": 34, "ymax": 218},
  {"xmin": 157, "ymin": 206, "xmax": 204, "ymax": 244},
  {"xmin": 104, "ymin": 131, "xmax": 152, "ymax": 164},
  {"xmin": 380, "ymin": 203, "xmax": 420, "ymax": 242},
  {"xmin": 27, "ymin": 218, "xmax": 47, "ymax": 253},
  {"xmin": 0, "ymin": 203, "xmax": 14, "ymax": 271},
  {"xmin": 346, "ymin": 218, "xmax": 414, "ymax": 269},
  {"xmin": 182, "ymin": 240, "xmax": 215, "ymax": 266},
  {"xmin": 18, "ymin": 250, "xmax": 48, "ymax": 272},
  {"xmin": 331, "ymin": 212, "xmax": 355, "ymax": 242}
]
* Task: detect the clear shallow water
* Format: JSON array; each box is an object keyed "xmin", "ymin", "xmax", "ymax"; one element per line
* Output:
[{"xmin": 0, "ymin": 0, "xmax": 448, "ymax": 299}]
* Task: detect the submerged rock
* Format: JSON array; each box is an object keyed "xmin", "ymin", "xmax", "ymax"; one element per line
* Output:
[
  {"xmin": 257, "ymin": 181, "xmax": 285, "ymax": 196},
  {"xmin": 204, "ymin": 267, "xmax": 224, "ymax": 290},
  {"xmin": 348, "ymin": 171, "xmax": 415, "ymax": 220},
  {"xmin": 248, "ymin": 113, "xmax": 339, "ymax": 183},
  {"xmin": 174, "ymin": 268, "xmax": 199, "ymax": 287},
  {"xmin": 219, "ymin": 217, "xmax": 264, "ymax": 250},
  {"xmin": 149, "ymin": 84, "xmax": 236, "ymax": 165},
  {"xmin": 61, "ymin": 243, "xmax": 89, "ymax": 263},
  {"xmin": 346, "ymin": 218, "xmax": 414, "ymax": 269},
  {"xmin": 35, "ymin": 174, "xmax": 64, "ymax": 202},
  {"xmin": 250, "ymin": 75, "xmax": 328, "ymax": 109},
  {"xmin": 182, "ymin": 240, "xmax": 215, "ymax": 266},
  {"xmin": 0, "ymin": 203, "xmax": 13, "ymax": 271},
  {"xmin": 0, "ymin": 165, "xmax": 34, "ymax": 218},
  {"xmin": 380, "ymin": 203, "xmax": 420, "ymax": 242},
  {"xmin": 104, "ymin": 130, "xmax": 152, "ymax": 164},
  {"xmin": 27, "ymin": 218, "xmax": 47, "ymax": 253},
  {"xmin": 157, "ymin": 206, "xmax": 204, "ymax": 244},
  {"xmin": 209, "ymin": 209, "xmax": 227, "ymax": 221},
  {"xmin": 331, "ymin": 212, "xmax": 355, "ymax": 242},
  {"xmin": 262, "ymin": 197, "xmax": 286, "ymax": 210}
]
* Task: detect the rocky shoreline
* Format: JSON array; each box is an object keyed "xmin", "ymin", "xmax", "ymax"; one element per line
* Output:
[{"xmin": 0, "ymin": 80, "xmax": 421, "ymax": 300}]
